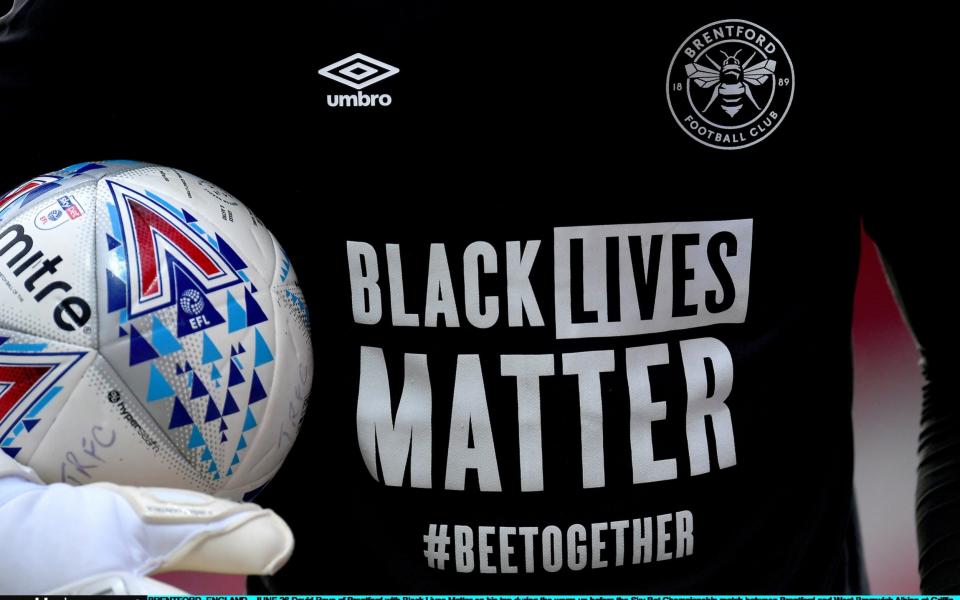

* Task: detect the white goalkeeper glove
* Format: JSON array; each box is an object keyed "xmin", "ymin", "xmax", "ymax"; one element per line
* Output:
[{"xmin": 0, "ymin": 453, "xmax": 293, "ymax": 594}]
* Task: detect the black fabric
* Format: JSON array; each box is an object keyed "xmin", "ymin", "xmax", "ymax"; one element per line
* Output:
[
  {"xmin": 0, "ymin": 0, "xmax": 952, "ymax": 593},
  {"xmin": 253, "ymin": 212, "xmax": 869, "ymax": 595}
]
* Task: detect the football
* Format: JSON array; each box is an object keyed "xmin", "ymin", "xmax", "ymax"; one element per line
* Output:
[{"xmin": 0, "ymin": 161, "xmax": 311, "ymax": 501}]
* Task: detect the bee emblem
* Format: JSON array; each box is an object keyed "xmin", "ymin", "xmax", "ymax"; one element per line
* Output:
[
  {"xmin": 666, "ymin": 19, "xmax": 795, "ymax": 150},
  {"xmin": 685, "ymin": 50, "xmax": 777, "ymax": 118}
]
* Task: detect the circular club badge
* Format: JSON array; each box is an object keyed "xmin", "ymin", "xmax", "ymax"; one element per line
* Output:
[{"xmin": 667, "ymin": 19, "xmax": 794, "ymax": 150}]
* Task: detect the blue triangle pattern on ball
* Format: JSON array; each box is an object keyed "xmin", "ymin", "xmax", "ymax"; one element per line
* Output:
[
  {"xmin": 221, "ymin": 432, "xmax": 228, "ymax": 443},
  {"xmin": 22, "ymin": 419, "xmax": 40, "ymax": 432},
  {"xmin": 204, "ymin": 397, "xmax": 222, "ymax": 422},
  {"xmin": 106, "ymin": 234, "xmax": 122, "ymax": 251},
  {"xmin": 215, "ymin": 233, "xmax": 248, "ymax": 270},
  {"xmin": 228, "ymin": 359, "xmax": 245, "ymax": 387},
  {"xmin": 249, "ymin": 371, "xmax": 267, "ymax": 404},
  {"xmin": 222, "ymin": 390, "xmax": 240, "ymax": 416},
  {"xmin": 147, "ymin": 364, "xmax": 175, "ymax": 402},
  {"xmin": 118, "ymin": 326, "xmax": 128, "ymax": 338},
  {"xmin": 226, "ymin": 291, "xmax": 246, "ymax": 333},
  {"xmin": 106, "ymin": 270, "xmax": 126, "ymax": 313},
  {"xmin": 208, "ymin": 460, "xmax": 218, "ymax": 473},
  {"xmin": 128, "ymin": 326, "xmax": 159, "ymax": 366},
  {"xmin": 201, "ymin": 447, "xmax": 212, "ymax": 461},
  {"xmin": 201, "ymin": 333, "xmax": 223, "ymax": 364},
  {"xmin": 244, "ymin": 288, "xmax": 269, "ymax": 327},
  {"xmin": 219, "ymin": 418, "xmax": 228, "ymax": 432},
  {"xmin": 237, "ymin": 435, "xmax": 247, "ymax": 450},
  {"xmin": 1, "ymin": 447, "xmax": 20, "ymax": 459},
  {"xmin": 190, "ymin": 372, "xmax": 208, "ymax": 399},
  {"xmin": 168, "ymin": 397, "xmax": 193, "ymax": 429},
  {"xmin": 231, "ymin": 453, "xmax": 240, "ymax": 466},
  {"xmin": 151, "ymin": 316, "xmax": 182, "ymax": 356},
  {"xmin": 243, "ymin": 408, "xmax": 257, "ymax": 432},
  {"xmin": 188, "ymin": 425, "xmax": 205, "ymax": 449},
  {"xmin": 254, "ymin": 329, "xmax": 273, "ymax": 367}
]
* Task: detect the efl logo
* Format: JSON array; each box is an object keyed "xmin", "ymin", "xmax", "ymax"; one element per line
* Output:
[
  {"xmin": 34, "ymin": 195, "xmax": 85, "ymax": 231},
  {"xmin": 318, "ymin": 53, "xmax": 399, "ymax": 108}
]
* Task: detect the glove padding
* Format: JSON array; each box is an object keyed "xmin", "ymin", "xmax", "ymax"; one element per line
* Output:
[{"xmin": 0, "ymin": 462, "xmax": 293, "ymax": 594}]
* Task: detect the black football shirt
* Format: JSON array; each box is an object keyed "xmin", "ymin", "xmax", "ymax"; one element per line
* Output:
[{"xmin": 0, "ymin": 0, "xmax": 951, "ymax": 593}]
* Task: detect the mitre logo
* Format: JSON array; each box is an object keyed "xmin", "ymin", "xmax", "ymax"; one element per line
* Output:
[
  {"xmin": 666, "ymin": 19, "xmax": 795, "ymax": 150},
  {"xmin": 0, "ymin": 224, "xmax": 91, "ymax": 331}
]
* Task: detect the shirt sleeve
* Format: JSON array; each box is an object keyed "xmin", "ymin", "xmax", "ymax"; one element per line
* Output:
[{"xmin": 864, "ymin": 212, "xmax": 956, "ymax": 593}]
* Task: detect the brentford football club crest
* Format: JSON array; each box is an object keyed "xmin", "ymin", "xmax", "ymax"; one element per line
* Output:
[{"xmin": 666, "ymin": 19, "xmax": 795, "ymax": 150}]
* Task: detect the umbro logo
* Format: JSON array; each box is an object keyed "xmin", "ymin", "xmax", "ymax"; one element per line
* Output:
[
  {"xmin": 319, "ymin": 53, "xmax": 399, "ymax": 90},
  {"xmin": 319, "ymin": 53, "xmax": 399, "ymax": 108}
]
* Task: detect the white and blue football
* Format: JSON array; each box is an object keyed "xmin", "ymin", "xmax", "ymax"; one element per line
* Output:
[{"xmin": 0, "ymin": 161, "xmax": 311, "ymax": 501}]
